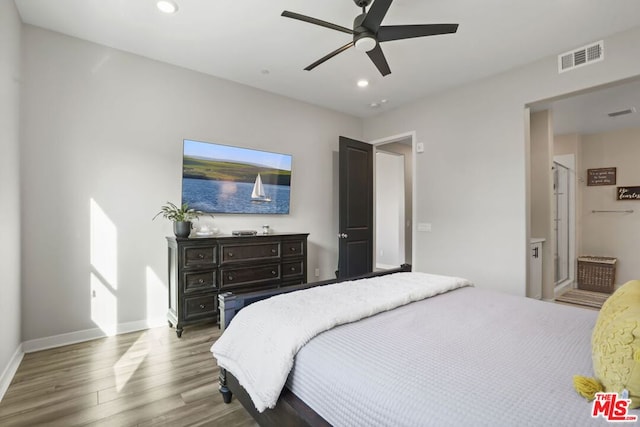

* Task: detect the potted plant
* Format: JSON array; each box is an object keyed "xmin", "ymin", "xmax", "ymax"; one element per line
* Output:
[{"xmin": 153, "ymin": 202, "xmax": 201, "ymax": 238}]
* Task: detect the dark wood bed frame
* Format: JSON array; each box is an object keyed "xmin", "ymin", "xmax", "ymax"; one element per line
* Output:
[{"xmin": 217, "ymin": 264, "xmax": 412, "ymax": 427}]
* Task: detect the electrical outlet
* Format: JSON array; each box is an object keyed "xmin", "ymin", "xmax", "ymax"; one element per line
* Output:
[{"xmin": 314, "ymin": 268, "xmax": 320, "ymax": 277}]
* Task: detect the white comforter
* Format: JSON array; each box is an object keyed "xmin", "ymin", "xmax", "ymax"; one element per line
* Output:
[{"xmin": 210, "ymin": 271, "xmax": 472, "ymax": 412}]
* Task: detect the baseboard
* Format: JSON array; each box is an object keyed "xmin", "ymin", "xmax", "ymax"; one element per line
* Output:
[
  {"xmin": 22, "ymin": 317, "xmax": 166, "ymax": 354},
  {"xmin": 0, "ymin": 344, "xmax": 24, "ymax": 402}
]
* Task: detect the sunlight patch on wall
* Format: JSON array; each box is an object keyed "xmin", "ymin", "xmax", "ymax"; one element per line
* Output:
[
  {"xmin": 146, "ymin": 266, "xmax": 167, "ymax": 327},
  {"xmin": 90, "ymin": 198, "xmax": 118, "ymax": 289},
  {"xmin": 91, "ymin": 273, "xmax": 117, "ymax": 336},
  {"xmin": 90, "ymin": 198, "xmax": 118, "ymax": 336},
  {"xmin": 113, "ymin": 332, "xmax": 149, "ymax": 392}
]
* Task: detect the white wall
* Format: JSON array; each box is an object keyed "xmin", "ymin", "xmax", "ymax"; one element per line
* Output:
[
  {"xmin": 0, "ymin": 0, "xmax": 24, "ymax": 399},
  {"xmin": 363, "ymin": 26, "xmax": 640, "ymax": 296},
  {"xmin": 377, "ymin": 141, "xmax": 413, "ymax": 263},
  {"xmin": 581, "ymin": 127, "xmax": 640, "ymax": 285},
  {"xmin": 20, "ymin": 26, "xmax": 362, "ymax": 343},
  {"xmin": 529, "ymin": 110, "xmax": 554, "ymax": 299}
]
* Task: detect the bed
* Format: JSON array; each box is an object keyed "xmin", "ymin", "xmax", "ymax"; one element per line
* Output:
[{"xmin": 211, "ymin": 267, "xmax": 616, "ymax": 426}]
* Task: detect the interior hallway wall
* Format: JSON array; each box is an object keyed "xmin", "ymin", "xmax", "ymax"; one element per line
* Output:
[{"xmin": 0, "ymin": 0, "xmax": 23, "ymax": 399}]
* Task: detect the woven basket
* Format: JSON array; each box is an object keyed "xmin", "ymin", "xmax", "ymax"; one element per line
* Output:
[{"xmin": 577, "ymin": 256, "xmax": 617, "ymax": 294}]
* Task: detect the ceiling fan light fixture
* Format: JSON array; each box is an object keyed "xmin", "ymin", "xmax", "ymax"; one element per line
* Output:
[
  {"xmin": 355, "ymin": 36, "xmax": 376, "ymax": 52},
  {"xmin": 157, "ymin": 0, "xmax": 178, "ymax": 14}
]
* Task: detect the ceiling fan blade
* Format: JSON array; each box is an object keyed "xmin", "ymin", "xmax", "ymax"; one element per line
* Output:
[
  {"xmin": 366, "ymin": 43, "xmax": 391, "ymax": 76},
  {"xmin": 282, "ymin": 11, "xmax": 353, "ymax": 35},
  {"xmin": 377, "ymin": 24, "xmax": 459, "ymax": 42},
  {"xmin": 304, "ymin": 42, "xmax": 355, "ymax": 71},
  {"xmin": 361, "ymin": 0, "xmax": 393, "ymax": 33}
]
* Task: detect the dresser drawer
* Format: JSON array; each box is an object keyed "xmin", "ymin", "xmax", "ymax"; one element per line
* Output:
[
  {"xmin": 220, "ymin": 264, "xmax": 281, "ymax": 289},
  {"xmin": 183, "ymin": 269, "xmax": 217, "ymax": 293},
  {"xmin": 220, "ymin": 242, "xmax": 280, "ymax": 264},
  {"xmin": 183, "ymin": 294, "xmax": 217, "ymax": 321},
  {"xmin": 183, "ymin": 245, "xmax": 216, "ymax": 268},
  {"xmin": 282, "ymin": 240, "xmax": 305, "ymax": 258},
  {"xmin": 282, "ymin": 260, "xmax": 304, "ymax": 278}
]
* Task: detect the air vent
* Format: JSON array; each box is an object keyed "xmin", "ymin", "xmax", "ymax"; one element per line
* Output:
[
  {"xmin": 608, "ymin": 107, "xmax": 637, "ymax": 118},
  {"xmin": 558, "ymin": 40, "xmax": 604, "ymax": 73}
]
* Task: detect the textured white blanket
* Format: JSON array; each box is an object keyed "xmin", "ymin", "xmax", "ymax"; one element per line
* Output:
[{"xmin": 210, "ymin": 272, "xmax": 472, "ymax": 412}]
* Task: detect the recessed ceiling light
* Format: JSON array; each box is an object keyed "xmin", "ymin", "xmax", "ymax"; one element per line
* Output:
[
  {"xmin": 357, "ymin": 79, "xmax": 369, "ymax": 88},
  {"xmin": 369, "ymin": 99, "xmax": 388, "ymax": 108},
  {"xmin": 157, "ymin": 0, "xmax": 178, "ymax": 14}
]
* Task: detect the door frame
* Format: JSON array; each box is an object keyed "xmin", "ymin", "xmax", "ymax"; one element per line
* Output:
[
  {"xmin": 553, "ymin": 154, "xmax": 576, "ymax": 295},
  {"xmin": 369, "ymin": 131, "xmax": 417, "ymax": 269}
]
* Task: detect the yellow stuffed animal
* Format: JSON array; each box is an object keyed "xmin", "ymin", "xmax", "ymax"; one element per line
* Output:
[{"xmin": 574, "ymin": 280, "xmax": 640, "ymax": 408}]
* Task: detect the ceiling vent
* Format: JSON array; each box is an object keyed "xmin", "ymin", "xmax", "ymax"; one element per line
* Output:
[
  {"xmin": 608, "ymin": 107, "xmax": 637, "ymax": 118},
  {"xmin": 558, "ymin": 40, "xmax": 604, "ymax": 73}
]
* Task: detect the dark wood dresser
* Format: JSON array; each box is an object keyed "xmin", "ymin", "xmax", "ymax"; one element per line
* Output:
[{"xmin": 166, "ymin": 233, "xmax": 308, "ymax": 337}]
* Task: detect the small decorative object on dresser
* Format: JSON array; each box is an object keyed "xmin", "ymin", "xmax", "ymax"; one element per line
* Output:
[
  {"xmin": 166, "ymin": 232, "xmax": 309, "ymax": 337},
  {"xmin": 153, "ymin": 201, "xmax": 203, "ymax": 238}
]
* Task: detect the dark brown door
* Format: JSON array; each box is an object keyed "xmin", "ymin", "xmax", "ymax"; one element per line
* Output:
[{"xmin": 337, "ymin": 136, "xmax": 373, "ymax": 279}]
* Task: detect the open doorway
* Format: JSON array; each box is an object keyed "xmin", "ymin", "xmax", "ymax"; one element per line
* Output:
[
  {"xmin": 528, "ymin": 76, "xmax": 640, "ymax": 301},
  {"xmin": 371, "ymin": 133, "xmax": 415, "ymax": 270}
]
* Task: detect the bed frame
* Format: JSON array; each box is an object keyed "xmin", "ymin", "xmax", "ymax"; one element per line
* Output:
[{"xmin": 217, "ymin": 265, "xmax": 412, "ymax": 427}]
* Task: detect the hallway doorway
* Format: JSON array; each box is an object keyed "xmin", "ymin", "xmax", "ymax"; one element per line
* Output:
[{"xmin": 372, "ymin": 133, "xmax": 415, "ymax": 269}]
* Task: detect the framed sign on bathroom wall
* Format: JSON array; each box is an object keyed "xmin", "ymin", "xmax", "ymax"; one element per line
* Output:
[
  {"xmin": 587, "ymin": 167, "xmax": 616, "ymax": 186},
  {"xmin": 617, "ymin": 186, "xmax": 640, "ymax": 200}
]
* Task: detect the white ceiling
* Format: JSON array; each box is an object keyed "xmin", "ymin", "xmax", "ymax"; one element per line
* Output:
[
  {"xmin": 533, "ymin": 78, "xmax": 640, "ymax": 136},
  {"xmin": 14, "ymin": 0, "xmax": 640, "ymax": 127}
]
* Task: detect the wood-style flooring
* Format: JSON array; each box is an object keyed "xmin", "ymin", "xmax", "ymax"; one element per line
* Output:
[{"xmin": 0, "ymin": 323, "xmax": 257, "ymax": 426}]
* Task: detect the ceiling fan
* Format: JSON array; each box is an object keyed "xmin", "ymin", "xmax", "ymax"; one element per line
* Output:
[{"xmin": 281, "ymin": 0, "xmax": 459, "ymax": 77}]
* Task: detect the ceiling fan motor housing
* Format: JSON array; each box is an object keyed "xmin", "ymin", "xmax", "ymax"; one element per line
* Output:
[
  {"xmin": 353, "ymin": 0, "xmax": 373, "ymax": 7},
  {"xmin": 353, "ymin": 13, "xmax": 377, "ymax": 51}
]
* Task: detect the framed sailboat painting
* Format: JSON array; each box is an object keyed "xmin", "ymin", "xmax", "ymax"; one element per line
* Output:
[{"xmin": 181, "ymin": 139, "xmax": 292, "ymax": 214}]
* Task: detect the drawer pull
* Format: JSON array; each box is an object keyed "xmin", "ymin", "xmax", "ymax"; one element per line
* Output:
[
  {"xmin": 271, "ymin": 248, "xmax": 277, "ymax": 253},
  {"xmin": 290, "ymin": 247, "xmax": 296, "ymax": 252},
  {"xmin": 198, "ymin": 253, "xmax": 205, "ymax": 259},
  {"xmin": 199, "ymin": 304, "xmax": 206, "ymax": 309},
  {"xmin": 271, "ymin": 270, "xmax": 277, "ymax": 275},
  {"xmin": 198, "ymin": 278, "xmax": 204, "ymax": 284},
  {"xmin": 228, "ymin": 275, "xmax": 234, "ymax": 281},
  {"xmin": 228, "ymin": 252, "xmax": 234, "ymax": 257},
  {"xmin": 290, "ymin": 267, "xmax": 296, "ymax": 271}
]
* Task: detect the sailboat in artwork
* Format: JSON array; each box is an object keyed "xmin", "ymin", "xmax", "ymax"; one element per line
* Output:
[{"xmin": 251, "ymin": 173, "xmax": 272, "ymax": 202}]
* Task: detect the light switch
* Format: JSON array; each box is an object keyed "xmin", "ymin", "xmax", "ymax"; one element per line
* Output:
[
  {"xmin": 417, "ymin": 223, "xmax": 431, "ymax": 232},
  {"xmin": 416, "ymin": 142, "xmax": 425, "ymax": 153}
]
